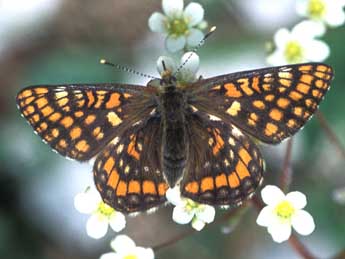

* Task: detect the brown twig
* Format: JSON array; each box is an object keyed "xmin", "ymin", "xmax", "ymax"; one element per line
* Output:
[
  {"xmin": 251, "ymin": 195, "xmax": 317, "ymax": 259},
  {"xmin": 279, "ymin": 138, "xmax": 294, "ymax": 193},
  {"xmin": 316, "ymin": 111, "xmax": 345, "ymax": 159}
]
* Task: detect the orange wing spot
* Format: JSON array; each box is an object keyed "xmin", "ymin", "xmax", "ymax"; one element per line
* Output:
[
  {"xmin": 59, "ymin": 139, "xmax": 67, "ymax": 148},
  {"xmin": 279, "ymin": 72, "xmax": 293, "ymax": 79},
  {"xmin": 228, "ymin": 172, "xmax": 240, "ymax": 188},
  {"xmin": 143, "ymin": 180, "xmax": 156, "ymax": 194},
  {"xmin": 239, "ymin": 148, "xmax": 252, "ymax": 166},
  {"xmin": 265, "ymin": 94, "xmax": 275, "ymax": 101},
  {"xmin": 35, "ymin": 97, "xmax": 48, "ymax": 108},
  {"xmin": 24, "ymin": 96, "xmax": 35, "ymax": 105},
  {"xmin": 24, "ymin": 105, "xmax": 35, "ymax": 116},
  {"xmin": 211, "ymin": 85, "xmax": 221, "ymax": 90},
  {"xmin": 265, "ymin": 122, "xmax": 278, "ymax": 136},
  {"xmin": 298, "ymin": 65, "xmax": 312, "ymax": 71},
  {"xmin": 236, "ymin": 160, "xmax": 250, "ymax": 179},
  {"xmin": 279, "ymin": 79, "xmax": 291, "ymax": 87},
  {"xmin": 127, "ymin": 136, "xmax": 140, "ymax": 160},
  {"xmin": 158, "ymin": 183, "xmax": 168, "ymax": 196},
  {"xmin": 314, "ymin": 71, "xmax": 327, "ymax": 79},
  {"xmin": 278, "ymin": 87, "xmax": 287, "ymax": 93},
  {"xmin": 57, "ymin": 97, "xmax": 69, "ymax": 107},
  {"xmin": 31, "ymin": 114, "xmax": 40, "ymax": 123},
  {"xmin": 305, "ymin": 99, "xmax": 315, "ymax": 108},
  {"xmin": 70, "ymin": 127, "xmax": 81, "ymax": 140},
  {"xmin": 85, "ymin": 114, "xmax": 96, "ymax": 125},
  {"xmin": 75, "ymin": 140, "xmax": 89, "ymax": 152},
  {"xmin": 248, "ymin": 113, "xmax": 258, "ymax": 126},
  {"xmin": 263, "ymin": 76, "xmax": 274, "ymax": 83},
  {"xmin": 107, "ymin": 111, "xmax": 122, "ymax": 126},
  {"xmin": 289, "ymin": 91, "xmax": 303, "ymax": 101},
  {"xmin": 49, "ymin": 112, "xmax": 62, "ymax": 122},
  {"xmin": 93, "ymin": 126, "xmax": 101, "ymax": 136},
  {"xmin": 86, "ymin": 91, "xmax": 95, "ymax": 107},
  {"xmin": 106, "ymin": 93, "xmax": 121, "ymax": 109},
  {"xmin": 312, "ymin": 89, "xmax": 321, "ymax": 98},
  {"xmin": 41, "ymin": 106, "xmax": 54, "ymax": 117},
  {"xmin": 250, "ymin": 113, "xmax": 258, "ymax": 121},
  {"xmin": 35, "ymin": 88, "xmax": 49, "ymax": 94},
  {"xmin": 128, "ymin": 181, "xmax": 141, "ymax": 193},
  {"xmin": 287, "ymin": 119, "xmax": 296, "ymax": 128},
  {"xmin": 277, "ymin": 98, "xmax": 290, "ymax": 109},
  {"xmin": 316, "ymin": 65, "xmax": 328, "ymax": 72},
  {"xmin": 107, "ymin": 170, "xmax": 120, "ymax": 188},
  {"xmin": 293, "ymin": 107, "xmax": 303, "ymax": 117},
  {"xmin": 253, "ymin": 100, "xmax": 265, "ymax": 110},
  {"xmin": 116, "ymin": 181, "xmax": 127, "ymax": 196},
  {"xmin": 269, "ymin": 108, "xmax": 283, "ymax": 121},
  {"xmin": 296, "ymin": 83, "xmax": 310, "ymax": 94},
  {"xmin": 252, "ymin": 76, "xmax": 261, "ymax": 93},
  {"xmin": 123, "ymin": 93, "xmax": 132, "ymax": 99},
  {"xmin": 185, "ymin": 181, "xmax": 199, "ymax": 194},
  {"xmin": 315, "ymin": 79, "xmax": 324, "ymax": 88},
  {"xmin": 20, "ymin": 89, "xmax": 32, "ymax": 98},
  {"xmin": 60, "ymin": 116, "xmax": 74, "ymax": 128},
  {"xmin": 51, "ymin": 128, "xmax": 59, "ymax": 138},
  {"xmin": 201, "ymin": 176, "xmax": 214, "ymax": 192},
  {"xmin": 74, "ymin": 111, "xmax": 84, "ymax": 117},
  {"xmin": 300, "ymin": 74, "xmax": 313, "ymax": 84},
  {"xmin": 76, "ymin": 99, "xmax": 85, "ymax": 107},
  {"xmin": 238, "ymin": 78, "xmax": 253, "ymax": 96},
  {"xmin": 39, "ymin": 122, "xmax": 48, "ymax": 131},
  {"xmin": 212, "ymin": 129, "xmax": 224, "ymax": 155},
  {"xmin": 215, "ymin": 174, "xmax": 228, "ymax": 188},
  {"xmin": 226, "ymin": 100, "xmax": 241, "ymax": 116},
  {"xmin": 104, "ymin": 157, "xmax": 115, "ymax": 174},
  {"xmin": 224, "ymin": 83, "xmax": 242, "ymax": 98},
  {"xmin": 263, "ymin": 84, "xmax": 271, "ymax": 91},
  {"xmin": 94, "ymin": 94, "xmax": 105, "ymax": 109}
]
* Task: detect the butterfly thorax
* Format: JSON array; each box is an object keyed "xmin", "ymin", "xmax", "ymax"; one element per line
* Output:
[{"xmin": 159, "ymin": 79, "xmax": 188, "ymax": 187}]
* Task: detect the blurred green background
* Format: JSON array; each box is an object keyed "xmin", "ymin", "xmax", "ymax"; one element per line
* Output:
[{"xmin": 0, "ymin": 0, "xmax": 344, "ymax": 258}]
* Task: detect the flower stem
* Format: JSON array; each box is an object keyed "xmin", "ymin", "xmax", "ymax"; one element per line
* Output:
[
  {"xmin": 279, "ymin": 138, "xmax": 293, "ymax": 193},
  {"xmin": 316, "ymin": 111, "xmax": 345, "ymax": 159}
]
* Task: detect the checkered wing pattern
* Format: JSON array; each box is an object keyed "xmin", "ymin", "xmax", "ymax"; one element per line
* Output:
[
  {"xmin": 93, "ymin": 115, "xmax": 169, "ymax": 213},
  {"xmin": 16, "ymin": 84, "xmax": 155, "ymax": 161},
  {"xmin": 182, "ymin": 110, "xmax": 264, "ymax": 206},
  {"xmin": 191, "ymin": 63, "xmax": 333, "ymax": 144}
]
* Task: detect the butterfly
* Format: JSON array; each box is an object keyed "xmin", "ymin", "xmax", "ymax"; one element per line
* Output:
[{"xmin": 16, "ymin": 62, "xmax": 333, "ymax": 214}]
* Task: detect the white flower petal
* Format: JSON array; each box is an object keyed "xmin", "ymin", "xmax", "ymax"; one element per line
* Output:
[
  {"xmin": 110, "ymin": 235, "xmax": 136, "ymax": 253},
  {"xmin": 296, "ymin": 0, "xmax": 308, "ymax": 16},
  {"xmin": 186, "ymin": 28, "xmax": 204, "ymax": 47},
  {"xmin": 292, "ymin": 210, "xmax": 315, "ymax": 236},
  {"xmin": 273, "ymin": 28, "xmax": 291, "ymax": 49},
  {"xmin": 261, "ymin": 185, "xmax": 285, "ymax": 206},
  {"xmin": 163, "ymin": 0, "xmax": 184, "ymax": 17},
  {"xmin": 191, "ymin": 218, "xmax": 206, "ymax": 231},
  {"xmin": 109, "ymin": 212, "xmax": 126, "ymax": 232},
  {"xmin": 184, "ymin": 2, "xmax": 204, "ymax": 26},
  {"xmin": 156, "ymin": 55, "xmax": 177, "ymax": 75},
  {"xmin": 266, "ymin": 50, "xmax": 286, "ymax": 66},
  {"xmin": 165, "ymin": 35, "xmax": 186, "ymax": 52},
  {"xmin": 256, "ymin": 206, "xmax": 275, "ymax": 227},
  {"xmin": 148, "ymin": 12, "xmax": 167, "ymax": 33},
  {"xmin": 267, "ymin": 221, "xmax": 292, "ymax": 243},
  {"xmin": 293, "ymin": 20, "xmax": 326, "ymax": 38},
  {"xmin": 179, "ymin": 51, "xmax": 200, "ymax": 82},
  {"xmin": 99, "ymin": 252, "xmax": 120, "ymax": 259},
  {"xmin": 304, "ymin": 39, "xmax": 330, "ymax": 61},
  {"xmin": 86, "ymin": 214, "xmax": 108, "ymax": 239},
  {"xmin": 172, "ymin": 205, "xmax": 194, "ymax": 224},
  {"xmin": 324, "ymin": 6, "xmax": 345, "ymax": 27},
  {"xmin": 74, "ymin": 189, "xmax": 100, "ymax": 214},
  {"xmin": 286, "ymin": 191, "xmax": 307, "ymax": 209},
  {"xmin": 133, "ymin": 247, "xmax": 155, "ymax": 259},
  {"xmin": 195, "ymin": 205, "xmax": 215, "ymax": 224},
  {"xmin": 166, "ymin": 186, "xmax": 183, "ymax": 206}
]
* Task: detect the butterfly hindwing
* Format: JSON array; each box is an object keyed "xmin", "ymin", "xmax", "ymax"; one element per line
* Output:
[
  {"xmin": 93, "ymin": 114, "xmax": 169, "ymax": 213},
  {"xmin": 181, "ymin": 110, "xmax": 264, "ymax": 206},
  {"xmin": 16, "ymin": 84, "xmax": 156, "ymax": 161},
  {"xmin": 191, "ymin": 63, "xmax": 333, "ymax": 144}
]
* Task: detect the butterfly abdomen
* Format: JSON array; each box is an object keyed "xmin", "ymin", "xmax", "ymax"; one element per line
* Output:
[{"xmin": 160, "ymin": 86, "xmax": 188, "ymax": 187}]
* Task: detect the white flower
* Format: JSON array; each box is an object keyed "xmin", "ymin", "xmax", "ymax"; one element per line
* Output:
[
  {"xmin": 256, "ymin": 185, "xmax": 315, "ymax": 243},
  {"xmin": 267, "ymin": 20, "xmax": 330, "ymax": 65},
  {"xmin": 156, "ymin": 51, "xmax": 200, "ymax": 83},
  {"xmin": 166, "ymin": 186, "xmax": 215, "ymax": 231},
  {"xmin": 74, "ymin": 187, "xmax": 126, "ymax": 239},
  {"xmin": 99, "ymin": 235, "xmax": 154, "ymax": 259},
  {"xmin": 296, "ymin": 0, "xmax": 345, "ymax": 27},
  {"xmin": 148, "ymin": 0, "xmax": 207, "ymax": 52}
]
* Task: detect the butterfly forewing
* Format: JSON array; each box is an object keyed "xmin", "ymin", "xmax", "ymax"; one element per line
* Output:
[
  {"xmin": 191, "ymin": 63, "xmax": 333, "ymax": 144},
  {"xmin": 16, "ymin": 84, "xmax": 155, "ymax": 161}
]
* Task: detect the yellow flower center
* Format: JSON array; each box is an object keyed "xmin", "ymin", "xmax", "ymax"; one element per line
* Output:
[
  {"xmin": 124, "ymin": 255, "xmax": 137, "ymax": 259},
  {"xmin": 96, "ymin": 202, "xmax": 114, "ymax": 217},
  {"xmin": 167, "ymin": 18, "xmax": 189, "ymax": 37},
  {"xmin": 275, "ymin": 200, "xmax": 295, "ymax": 220},
  {"xmin": 307, "ymin": 0, "xmax": 326, "ymax": 19},
  {"xmin": 284, "ymin": 41, "xmax": 304, "ymax": 63}
]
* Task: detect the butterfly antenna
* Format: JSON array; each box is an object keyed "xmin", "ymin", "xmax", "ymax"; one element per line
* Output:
[
  {"xmin": 175, "ymin": 26, "xmax": 217, "ymax": 76},
  {"xmin": 100, "ymin": 59, "xmax": 159, "ymax": 80}
]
